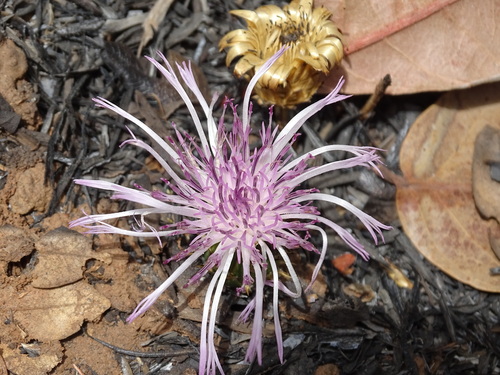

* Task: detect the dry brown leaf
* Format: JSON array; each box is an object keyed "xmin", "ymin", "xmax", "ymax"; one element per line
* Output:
[
  {"xmin": 396, "ymin": 82, "xmax": 500, "ymax": 292},
  {"xmin": 166, "ymin": 49, "xmax": 211, "ymax": 102},
  {"xmin": 318, "ymin": 0, "xmax": 500, "ymax": 94},
  {"xmin": 138, "ymin": 0, "xmax": 175, "ymax": 55},
  {"xmin": 8, "ymin": 282, "xmax": 111, "ymax": 341},
  {"xmin": 343, "ymin": 283, "xmax": 376, "ymax": 303},
  {"xmin": 32, "ymin": 227, "xmax": 111, "ymax": 289},
  {"xmin": 382, "ymin": 259, "xmax": 414, "ymax": 289},
  {"xmin": 331, "ymin": 253, "xmax": 356, "ymax": 275},
  {"xmin": 472, "ymin": 125, "xmax": 500, "ymax": 258}
]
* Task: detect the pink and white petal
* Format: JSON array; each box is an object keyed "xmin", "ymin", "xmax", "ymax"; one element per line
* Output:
[
  {"xmin": 288, "ymin": 153, "xmax": 381, "ymax": 187},
  {"xmin": 280, "ymin": 145, "xmax": 381, "ymax": 174},
  {"xmin": 127, "ymin": 250, "xmax": 206, "ymax": 322},
  {"xmin": 93, "ymin": 97, "xmax": 180, "ymax": 161},
  {"xmin": 242, "ymin": 46, "xmax": 287, "ymax": 132},
  {"xmin": 276, "ymin": 246, "xmax": 302, "ymax": 298},
  {"xmin": 199, "ymin": 248, "xmax": 235, "ymax": 375},
  {"xmin": 146, "ymin": 53, "xmax": 210, "ymax": 155},
  {"xmin": 75, "ymin": 179, "xmax": 197, "ymax": 216},
  {"xmin": 69, "ymin": 208, "xmax": 163, "ymax": 228},
  {"xmin": 262, "ymin": 242, "xmax": 284, "ymax": 362},
  {"xmin": 282, "ymin": 213, "xmax": 370, "ymax": 260},
  {"xmin": 273, "ymin": 78, "xmax": 350, "ymax": 155},
  {"xmin": 245, "ymin": 261, "xmax": 265, "ymax": 364},
  {"xmin": 294, "ymin": 193, "xmax": 391, "ymax": 244},
  {"xmin": 121, "ymin": 137, "xmax": 192, "ymax": 193},
  {"xmin": 304, "ymin": 225, "xmax": 328, "ymax": 292}
]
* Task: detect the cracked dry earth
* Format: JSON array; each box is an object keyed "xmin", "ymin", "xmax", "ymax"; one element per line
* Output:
[{"xmin": 0, "ymin": 36, "xmax": 199, "ymax": 375}]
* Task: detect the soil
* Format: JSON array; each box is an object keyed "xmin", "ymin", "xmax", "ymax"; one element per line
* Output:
[{"xmin": 0, "ymin": 1, "xmax": 498, "ymax": 375}]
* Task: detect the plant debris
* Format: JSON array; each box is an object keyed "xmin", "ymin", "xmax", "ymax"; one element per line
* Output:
[{"xmin": 0, "ymin": 0, "xmax": 498, "ymax": 374}]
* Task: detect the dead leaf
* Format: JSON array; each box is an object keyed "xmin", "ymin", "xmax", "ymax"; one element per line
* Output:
[
  {"xmin": 318, "ymin": 0, "xmax": 500, "ymax": 94},
  {"xmin": 396, "ymin": 82, "xmax": 500, "ymax": 292},
  {"xmin": 332, "ymin": 253, "xmax": 356, "ymax": 275},
  {"xmin": 472, "ymin": 125, "xmax": 500, "ymax": 259},
  {"xmin": 383, "ymin": 259, "xmax": 414, "ymax": 289},
  {"xmin": 473, "ymin": 125, "xmax": 500, "ymax": 220},
  {"xmin": 166, "ymin": 49, "xmax": 211, "ymax": 103},
  {"xmin": 138, "ymin": 0, "xmax": 175, "ymax": 55},
  {"xmin": 343, "ymin": 283, "xmax": 376, "ymax": 303},
  {"xmin": 32, "ymin": 227, "xmax": 111, "ymax": 289},
  {"xmin": 8, "ymin": 282, "xmax": 110, "ymax": 341}
]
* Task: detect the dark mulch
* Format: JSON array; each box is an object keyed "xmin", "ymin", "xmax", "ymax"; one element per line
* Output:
[{"xmin": 0, "ymin": 0, "xmax": 499, "ymax": 374}]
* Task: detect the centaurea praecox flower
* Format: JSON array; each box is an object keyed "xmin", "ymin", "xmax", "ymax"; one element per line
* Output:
[{"xmin": 70, "ymin": 48, "xmax": 390, "ymax": 374}]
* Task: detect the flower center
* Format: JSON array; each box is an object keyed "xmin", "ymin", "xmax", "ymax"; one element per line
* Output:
[
  {"xmin": 218, "ymin": 163, "xmax": 265, "ymax": 231},
  {"xmin": 194, "ymin": 154, "xmax": 282, "ymax": 246},
  {"xmin": 279, "ymin": 27, "xmax": 302, "ymax": 45}
]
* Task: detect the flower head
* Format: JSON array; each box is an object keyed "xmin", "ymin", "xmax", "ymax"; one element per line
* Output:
[
  {"xmin": 219, "ymin": 0, "xmax": 344, "ymax": 108},
  {"xmin": 70, "ymin": 48, "xmax": 389, "ymax": 374}
]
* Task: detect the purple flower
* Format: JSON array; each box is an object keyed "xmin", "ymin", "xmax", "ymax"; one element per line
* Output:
[{"xmin": 70, "ymin": 47, "xmax": 390, "ymax": 374}]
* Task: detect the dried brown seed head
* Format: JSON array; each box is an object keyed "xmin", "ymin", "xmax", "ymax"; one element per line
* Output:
[{"xmin": 220, "ymin": 0, "xmax": 344, "ymax": 108}]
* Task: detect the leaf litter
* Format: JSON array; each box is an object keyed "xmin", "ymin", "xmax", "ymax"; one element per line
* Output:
[
  {"xmin": 319, "ymin": 0, "xmax": 500, "ymax": 95},
  {"xmin": 0, "ymin": 0, "xmax": 498, "ymax": 374},
  {"xmin": 396, "ymin": 82, "xmax": 500, "ymax": 292}
]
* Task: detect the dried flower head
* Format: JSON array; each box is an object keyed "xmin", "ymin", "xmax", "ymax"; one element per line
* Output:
[
  {"xmin": 219, "ymin": 0, "xmax": 344, "ymax": 108},
  {"xmin": 70, "ymin": 48, "xmax": 389, "ymax": 374}
]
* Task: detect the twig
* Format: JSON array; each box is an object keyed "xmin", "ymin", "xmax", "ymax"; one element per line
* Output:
[
  {"xmin": 73, "ymin": 364, "xmax": 86, "ymax": 375},
  {"xmin": 359, "ymin": 74, "xmax": 391, "ymax": 120},
  {"xmin": 84, "ymin": 328, "xmax": 198, "ymax": 358}
]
